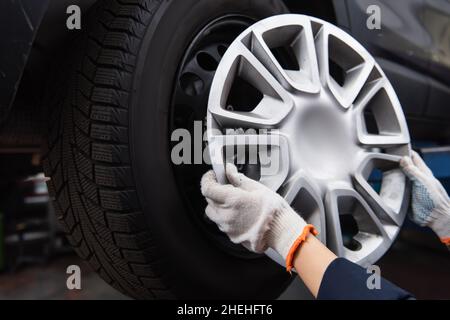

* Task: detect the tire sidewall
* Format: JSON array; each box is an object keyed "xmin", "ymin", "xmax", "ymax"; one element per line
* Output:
[{"xmin": 130, "ymin": 0, "xmax": 290, "ymax": 299}]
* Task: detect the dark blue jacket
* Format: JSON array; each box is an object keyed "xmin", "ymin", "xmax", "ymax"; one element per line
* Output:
[{"xmin": 318, "ymin": 258, "xmax": 414, "ymax": 300}]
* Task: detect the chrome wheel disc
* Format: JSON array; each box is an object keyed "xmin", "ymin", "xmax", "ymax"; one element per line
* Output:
[{"xmin": 207, "ymin": 15, "xmax": 411, "ymax": 267}]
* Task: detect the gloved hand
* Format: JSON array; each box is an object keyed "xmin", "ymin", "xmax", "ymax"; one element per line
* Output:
[
  {"xmin": 201, "ymin": 163, "xmax": 318, "ymax": 268},
  {"xmin": 400, "ymin": 151, "xmax": 450, "ymax": 245}
]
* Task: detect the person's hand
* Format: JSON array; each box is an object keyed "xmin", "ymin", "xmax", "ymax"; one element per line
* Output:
[
  {"xmin": 201, "ymin": 164, "xmax": 317, "ymax": 263},
  {"xmin": 400, "ymin": 151, "xmax": 450, "ymax": 245}
]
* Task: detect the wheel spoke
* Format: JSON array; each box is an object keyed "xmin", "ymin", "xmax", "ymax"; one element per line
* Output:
[
  {"xmin": 315, "ymin": 24, "xmax": 375, "ymax": 109},
  {"xmin": 353, "ymin": 152, "xmax": 410, "ymax": 228},
  {"xmin": 325, "ymin": 186, "xmax": 390, "ymax": 266},
  {"xmin": 208, "ymin": 42, "xmax": 294, "ymax": 129},
  {"xmin": 207, "ymin": 130, "xmax": 290, "ymax": 191},
  {"xmin": 279, "ymin": 171, "xmax": 326, "ymax": 243},
  {"xmin": 355, "ymin": 77, "xmax": 410, "ymax": 147},
  {"xmin": 246, "ymin": 16, "xmax": 321, "ymax": 94}
]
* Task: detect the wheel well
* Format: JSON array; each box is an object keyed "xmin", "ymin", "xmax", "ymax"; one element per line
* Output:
[
  {"xmin": 283, "ymin": 0, "xmax": 336, "ymax": 23},
  {"xmin": 3, "ymin": 0, "xmax": 336, "ymax": 171},
  {"xmin": 0, "ymin": 0, "xmax": 98, "ymax": 177}
]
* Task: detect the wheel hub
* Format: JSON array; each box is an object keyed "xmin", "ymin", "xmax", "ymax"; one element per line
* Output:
[
  {"xmin": 207, "ymin": 15, "xmax": 412, "ymax": 267},
  {"xmin": 287, "ymin": 90, "xmax": 358, "ymax": 183}
]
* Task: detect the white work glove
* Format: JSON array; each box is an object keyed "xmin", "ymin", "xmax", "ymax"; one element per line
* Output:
[
  {"xmin": 400, "ymin": 151, "xmax": 450, "ymax": 245},
  {"xmin": 201, "ymin": 163, "xmax": 317, "ymax": 262}
]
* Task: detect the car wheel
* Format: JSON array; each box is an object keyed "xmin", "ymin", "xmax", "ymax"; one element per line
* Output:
[
  {"xmin": 43, "ymin": 0, "xmax": 291, "ymax": 299},
  {"xmin": 207, "ymin": 15, "xmax": 411, "ymax": 268}
]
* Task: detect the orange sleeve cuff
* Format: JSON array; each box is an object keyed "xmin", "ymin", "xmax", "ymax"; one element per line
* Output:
[
  {"xmin": 285, "ymin": 224, "xmax": 319, "ymax": 273},
  {"xmin": 441, "ymin": 237, "xmax": 450, "ymax": 246}
]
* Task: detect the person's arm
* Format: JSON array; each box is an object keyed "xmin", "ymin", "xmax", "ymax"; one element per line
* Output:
[
  {"xmin": 201, "ymin": 164, "xmax": 413, "ymax": 300},
  {"xmin": 293, "ymin": 234, "xmax": 336, "ymax": 297},
  {"xmin": 316, "ymin": 258, "xmax": 414, "ymax": 300},
  {"xmin": 292, "ymin": 235, "xmax": 413, "ymax": 299}
]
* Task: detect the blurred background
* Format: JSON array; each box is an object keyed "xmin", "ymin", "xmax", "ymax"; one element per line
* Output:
[{"xmin": 0, "ymin": 169, "xmax": 127, "ymax": 300}]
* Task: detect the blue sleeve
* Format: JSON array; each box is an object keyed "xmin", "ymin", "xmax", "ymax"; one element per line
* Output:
[{"xmin": 317, "ymin": 258, "xmax": 414, "ymax": 300}]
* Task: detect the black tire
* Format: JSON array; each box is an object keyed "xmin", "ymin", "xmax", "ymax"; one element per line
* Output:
[{"xmin": 43, "ymin": 0, "xmax": 290, "ymax": 299}]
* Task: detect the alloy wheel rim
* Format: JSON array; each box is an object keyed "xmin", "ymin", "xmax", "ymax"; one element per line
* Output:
[
  {"xmin": 207, "ymin": 15, "xmax": 411, "ymax": 267},
  {"xmin": 170, "ymin": 15, "xmax": 266, "ymax": 258}
]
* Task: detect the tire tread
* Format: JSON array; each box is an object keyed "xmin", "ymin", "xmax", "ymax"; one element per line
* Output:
[{"xmin": 43, "ymin": 0, "xmax": 170, "ymax": 299}]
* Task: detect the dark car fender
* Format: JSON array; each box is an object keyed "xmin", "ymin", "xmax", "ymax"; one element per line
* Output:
[{"xmin": 0, "ymin": 0, "xmax": 50, "ymax": 124}]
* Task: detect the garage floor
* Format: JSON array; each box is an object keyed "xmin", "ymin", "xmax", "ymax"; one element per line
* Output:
[
  {"xmin": 377, "ymin": 229, "xmax": 450, "ymax": 300},
  {"xmin": 0, "ymin": 254, "xmax": 129, "ymax": 300},
  {"xmin": 0, "ymin": 228, "xmax": 448, "ymax": 300}
]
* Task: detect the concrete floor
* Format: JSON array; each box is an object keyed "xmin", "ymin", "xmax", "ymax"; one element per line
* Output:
[
  {"xmin": 377, "ymin": 229, "xmax": 450, "ymax": 300},
  {"xmin": 0, "ymin": 254, "xmax": 128, "ymax": 300},
  {"xmin": 0, "ymin": 228, "xmax": 448, "ymax": 300}
]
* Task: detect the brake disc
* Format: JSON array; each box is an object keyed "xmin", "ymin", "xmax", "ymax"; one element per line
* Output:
[{"xmin": 206, "ymin": 14, "xmax": 411, "ymax": 267}]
